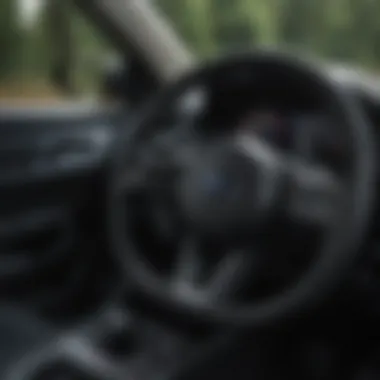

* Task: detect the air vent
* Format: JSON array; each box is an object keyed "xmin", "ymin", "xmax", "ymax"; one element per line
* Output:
[{"xmin": 0, "ymin": 207, "xmax": 74, "ymax": 283}]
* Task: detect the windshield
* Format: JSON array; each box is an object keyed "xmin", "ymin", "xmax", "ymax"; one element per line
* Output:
[{"xmin": 155, "ymin": 0, "xmax": 380, "ymax": 71}]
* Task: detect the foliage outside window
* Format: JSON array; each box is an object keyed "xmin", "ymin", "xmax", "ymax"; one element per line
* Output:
[
  {"xmin": 0, "ymin": 0, "xmax": 115, "ymax": 102},
  {"xmin": 157, "ymin": 0, "xmax": 380, "ymax": 72}
]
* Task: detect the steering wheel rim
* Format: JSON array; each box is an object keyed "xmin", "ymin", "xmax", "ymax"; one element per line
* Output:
[{"xmin": 108, "ymin": 50, "xmax": 376, "ymax": 327}]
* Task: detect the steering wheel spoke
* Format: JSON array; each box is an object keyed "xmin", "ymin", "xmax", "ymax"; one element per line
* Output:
[
  {"xmin": 170, "ymin": 235, "xmax": 258, "ymax": 303},
  {"xmin": 170, "ymin": 234, "xmax": 262, "ymax": 303},
  {"xmin": 286, "ymin": 159, "xmax": 344, "ymax": 228},
  {"xmin": 172, "ymin": 235, "xmax": 204, "ymax": 289},
  {"xmin": 205, "ymin": 249, "xmax": 256, "ymax": 301}
]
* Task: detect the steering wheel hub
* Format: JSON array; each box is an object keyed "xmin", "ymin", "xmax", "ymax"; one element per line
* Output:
[{"xmin": 179, "ymin": 139, "xmax": 282, "ymax": 238}]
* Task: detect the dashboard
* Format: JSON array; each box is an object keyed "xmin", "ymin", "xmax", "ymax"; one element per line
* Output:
[
  {"xmin": 0, "ymin": 104, "xmax": 118, "ymax": 188},
  {"xmin": 0, "ymin": 63, "xmax": 378, "ymax": 319},
  {"xmin": 0, "ymin": 102, "xmax": 124, "ymax": 323}
]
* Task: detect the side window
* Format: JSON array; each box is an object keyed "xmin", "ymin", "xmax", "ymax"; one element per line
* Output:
[{"xmin": 0, "ymin": 0, "xmax": 119, "ymax": 103}]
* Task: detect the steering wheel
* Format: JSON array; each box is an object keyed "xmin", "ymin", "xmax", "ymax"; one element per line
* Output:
[{"xmin": 108, "ymin": 51, "xmax": 375, "ymax": 327}]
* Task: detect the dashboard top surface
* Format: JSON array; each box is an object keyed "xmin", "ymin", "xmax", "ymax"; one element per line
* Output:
[{"xmin": 0, "ymin": 101, "xmax": 123, "ymax": 122}]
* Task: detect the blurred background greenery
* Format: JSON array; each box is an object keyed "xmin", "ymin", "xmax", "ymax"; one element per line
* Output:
[{"xmin": 1, "ymin": 0, "xmax": 380, "ymax": 99}]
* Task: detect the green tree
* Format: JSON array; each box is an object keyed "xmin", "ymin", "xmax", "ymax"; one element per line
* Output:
[
  {"xmin": 45, "ymin": 0, "xmax": 76, "ymax": 93},
  {"xmin": 0, "ymin": 0, "xmax": 23, "ymax": 80}
]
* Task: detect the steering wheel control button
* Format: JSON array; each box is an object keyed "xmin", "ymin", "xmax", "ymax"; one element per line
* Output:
[{"xmin": 177, "ymin": 86, "xmax": 208, "ymax": 117}]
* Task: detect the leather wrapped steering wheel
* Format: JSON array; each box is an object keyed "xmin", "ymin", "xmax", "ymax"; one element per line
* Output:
[{"xmin": 108, "ymin": 50, "xmax": 375, "ymax": 327}]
